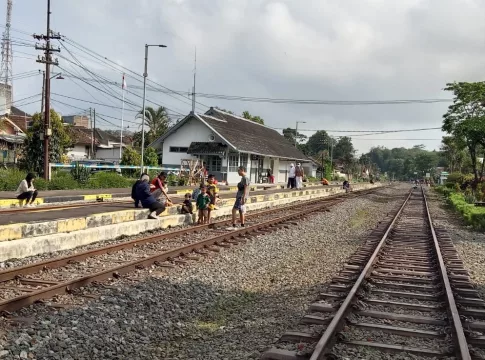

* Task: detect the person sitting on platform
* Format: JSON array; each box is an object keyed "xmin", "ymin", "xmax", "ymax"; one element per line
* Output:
[
  {"xmin": 135, "ymin": 174, "xmax": 166, "ymax": 219},
  {"xmin": 150, "ymin": 172, "xmax": 173, "ymax": 206},
  {"xmin": 16, "ymin": 173, "xmax": 38, "ymax": 207},
  {"xmin": 131, "ymin": 174, "xmax": 145, "ymax": 208},
  {"xmin": 181, "ymin": 193, "xmax": 193, "ymax": 214}
]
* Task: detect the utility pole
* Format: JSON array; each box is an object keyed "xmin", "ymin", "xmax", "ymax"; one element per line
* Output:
[
  {"xmin": 40, "ymin": 71, "xmax": 45, "ymax": 114},
  {"xmin": 140, "ymin": 44, "xmax": 167, "ymax": 175},
  {"xmin": 34, "ymin": 0, "xmax": 61, "ymax": 180},
  {"xmin": 90, "ymin": 107, "xmax": 94, "ymax": 158},
  {"xmin": 93, "ymin": 108, "xmax": 96, "ymax": 158},
  {"xmin": 191, "ymin": 47, "xmax": 196, "ymax": 113}
]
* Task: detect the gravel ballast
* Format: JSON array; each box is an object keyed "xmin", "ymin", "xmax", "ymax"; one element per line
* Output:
[
  {"xmin": 426, "ymin": 189, "xmax": 485, "ymax": 298},
  {"xmin": 1, "ymin": 185, "xmax": 407, "ymax": 360}
]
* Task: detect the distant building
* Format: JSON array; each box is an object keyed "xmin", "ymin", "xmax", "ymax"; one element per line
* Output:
[
  {"xmin": 62, "ymin": 115, "xmax": 90, "ymax": 128},
  {"xmin": 150, "ymin": 107, "xmax": 313, "ymax": 184},
  {"xmin": 0, "ymin": 112, "xmax": 26, "ymax": 163},
  {"xmin": 6, "ymin": 106, "xmax": 32, "ymax": 132},
  {"xmin": 0, "ymin": 84, "xmax": 12, "ymax": 116},
  {"xmin": 67, "ymin": 126, "xmax": 132, "ymax": 162}
]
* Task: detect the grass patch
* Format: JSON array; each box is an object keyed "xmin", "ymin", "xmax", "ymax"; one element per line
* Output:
[{"xmin": 435, "ymin": 188, "xmax": 485, "ymax": 230}]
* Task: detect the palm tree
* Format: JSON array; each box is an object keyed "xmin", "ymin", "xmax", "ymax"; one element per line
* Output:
[
  {"xmin": 135, "ymin": 106, "xmax": 171, "ymax": 148},
  {"xmin": 138, "ymin": 106, "xmax": 171, "ymax": 136}
]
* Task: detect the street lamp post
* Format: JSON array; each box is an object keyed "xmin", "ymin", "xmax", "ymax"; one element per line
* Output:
[
  {"xmin": 140, "ymin": 44, "xmax": 167, "ymax": 175},
  {"xmin": 294, "ymin": 121, "xmax": 306, "ymax": 147}
]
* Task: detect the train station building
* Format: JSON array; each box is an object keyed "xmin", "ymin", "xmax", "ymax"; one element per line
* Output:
[{"xmin": 150, "ymin": 107, "xmax": 315, "ymax": 184}]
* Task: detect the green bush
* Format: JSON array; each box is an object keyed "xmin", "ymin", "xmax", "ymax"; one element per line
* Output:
[
  {"xmin": 444, "ymin": 192, "xmax": 485, "ymax": 230},
  {"xmin": 47, "ymin": 175, "xmax": 79, "ymax": 190},
  {"xmin": 86, "ymin": 172, "xmax": 134, "ymax": 189},
  {"xmin": 70, "ymin": 162, "xmax": 91, "ymax": 184},
  {"xmin": 445, "ymin": 172, "xmax": 463, "ymax": 185},
  {"xmin": 0, "ymin": 169, "xmax": 26, "ymax": 191},
  {"xmin": 0, "ymin": 169, "xmax": 136, "ymax": 191}
]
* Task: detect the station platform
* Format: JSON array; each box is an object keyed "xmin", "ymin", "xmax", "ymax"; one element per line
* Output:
[
  {"xmin": 0, "ymin": 183, "xmax": 380, "ymax": 262},
  {"xmin": 0, "ymin": 182, "xmax": 315, "ymax": 208}
]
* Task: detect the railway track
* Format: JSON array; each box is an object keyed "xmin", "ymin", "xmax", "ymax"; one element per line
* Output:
[
  {"xmin": 0, "ymin": 187, "xmax": 381, "ymax": 314},
  {"xmin": 263, "ymin": 187, "xmax": 485, "ymax": 360},
  {"xmin": 0, "ymin": 185, "xmax": 337, "ymax": 215}
]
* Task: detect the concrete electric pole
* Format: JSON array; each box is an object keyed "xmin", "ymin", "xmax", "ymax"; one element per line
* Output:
[{"xmin": 34, "ymin": 0, "xmax": 61, "ymax": 180}]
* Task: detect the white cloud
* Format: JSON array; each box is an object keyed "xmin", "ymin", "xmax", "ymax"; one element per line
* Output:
[{"xmin": 10, "ymin": 0, "xmax": 485, "ymax": 152}]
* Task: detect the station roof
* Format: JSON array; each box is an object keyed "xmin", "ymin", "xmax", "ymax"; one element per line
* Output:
[{"xmin": 152, "ymin": 107, "xmax": 310, "ymax": 161}]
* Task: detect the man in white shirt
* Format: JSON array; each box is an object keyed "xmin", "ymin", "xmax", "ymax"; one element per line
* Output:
[{"xmin": 287, "ymin": 163, "xmax": 296, "ymax": 189}]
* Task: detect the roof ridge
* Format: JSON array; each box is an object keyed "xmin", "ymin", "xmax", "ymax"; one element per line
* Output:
[
  {"xmin": 198, "ymin": 113, "xmax": 227, "ymax": 122},
  {"xmin": 211, "ymin": 108, "xmax": 270, "ymax": 129}
]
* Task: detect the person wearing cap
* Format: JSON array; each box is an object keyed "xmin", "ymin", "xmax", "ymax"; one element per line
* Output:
[
  {"xmin": 134, "ymin": 174, "xmax": 166, "ymax": 219},
  {"xmin": 287, "ymin": 163, "xmax": 296, "ymax": 189}
]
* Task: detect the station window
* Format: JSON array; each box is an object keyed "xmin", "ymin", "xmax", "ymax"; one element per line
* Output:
[
  {"xmin": 228, "ymin": 154, "xmax": 238, "ymax": 172},
  {"xmin": 169, "ymin": 146, "xmax": 188, "ymax": 153},
  {"xmin": 239, "ymin": 153, "xmax": 248, "ymax": 168},
  {"xmin": 208, "ymin": 156, "xmax": 222, "ymax": 172}
]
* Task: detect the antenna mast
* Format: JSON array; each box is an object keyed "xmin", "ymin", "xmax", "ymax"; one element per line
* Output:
[
  {"xmin": 0, "ymin": 0, "xmax": 13, "ymax": 114},
  {"xmin": 191, "ymin": 46, "xmax": 196, "ymax": 113}
]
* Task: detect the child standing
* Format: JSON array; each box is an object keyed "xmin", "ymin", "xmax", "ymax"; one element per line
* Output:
[
  {"xmin": 206, "ymin": 174, "xmax": 219, "ymax": 223},
  {"xmin": 196, "ymin": 185, "xmax": 211, "ymax": 224},
  {"xmin": 181, "ymin": 193, "xmax": 193, "ymax": 214}
]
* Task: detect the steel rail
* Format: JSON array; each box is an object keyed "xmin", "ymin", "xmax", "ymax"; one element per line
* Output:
[
  {"xmin": 0, "ymin": 195, "xmax": 349, "ymax": 283},
  {"xmin": 309, "ymin": 188, "xmax": 414, "ymax": 360},
  {"xmin": 0, "ymin": 189, "xmax": 377, "ymax": 311},
  {"xmin": 0, "ymin": 194, "xmax": 354, "ymax": 313},
  {"xmin": 0, "ymin": 185, "xmax": 343, "ymax": 215},
  {"xmin": 422, "ymin": 187, "xmax": 471, "ymax": 360}
]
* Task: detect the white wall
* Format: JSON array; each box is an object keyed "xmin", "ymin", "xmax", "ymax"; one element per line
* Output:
[
  {"xmin": 161, "ymin": 117, "xmax": 214, "ymax": 166},
  {"xmin": 96, "ymin": 148, "xmax": 123, "ymax": 163},
  {"xmin": 67, "ymin": 145, "xmax": 88, "ymax": 160},
  {"xmin": 278, "ymin": 160, "xmax": 292, "ymax": 183}
]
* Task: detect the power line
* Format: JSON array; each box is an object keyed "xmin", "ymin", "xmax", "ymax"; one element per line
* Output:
[
  {"xmin": 62, "ymin": 36, "xmax": 210, "ymax": 111},
  {"xmin": 57, "ymin": 52, "xmax": 187, "ymax": 117},
  {"xmin": 351, "ymin": 138, "xmax": 442, "ymax": 141},
  {"xmin": 273, "ymin": 126, "xmax": 441, "ymax": 133}
]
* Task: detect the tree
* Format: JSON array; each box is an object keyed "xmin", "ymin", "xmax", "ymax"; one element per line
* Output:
[
  {"xmin": 443, "ymin": 81, "xmax": 485, "ymax": 183},
  {"xmin": 242, "ymin": 110, "xmax": 265, "ymax": 125},
  {"xmin": 282, "ymin": 127, "xmax": 307, "ymax": 144},
  {"xmin": 306, "ymin": 130, "xmax": 331, "ymax": 155},
  {"xmin": 441, "ymin": 136, "xmax": 467, "ymax": 173},
  {"xmin": 121, "ymin": 146, "xmax": 141, "ymax": 166},
  {"xmin": 414, "ymin": 152, "xmax": 439, "ymax": 175},
  {"xmin": 23, "ymin": 109, "xmax": 73, "ymax": 176},
  {"xmin": 137, "ymin": 106, "xmax": 171, "ymax": 148},
  {"xmin": 144, "ymin": 147, "xmax": 159, "ymax": 167},
  {"xmin": 333, "ymin": 137, "xmax": 355, "ymax": 160}
]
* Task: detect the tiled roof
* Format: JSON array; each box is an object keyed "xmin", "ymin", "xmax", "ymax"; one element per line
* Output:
[
  {"xmin": 187, "ymin": 142, "xmax": 227, "ymax": 154},
  {"xmin": 7, "ymin": 106, "xmax": 32, "ymax": 132},
  {"xmin": 10, "ymin": 106, "xmax": 31, "ymax": 117},
  {"xmin": 68, "ymin": 127, "xmax": 98, "ymax": 145},
  {"xmin": 198, "ymin": 108, "xmax": 309, "ymax": 160},
  {"xmin": 68, "ymin": 126, "xmax": 133, "ymax": 146}
]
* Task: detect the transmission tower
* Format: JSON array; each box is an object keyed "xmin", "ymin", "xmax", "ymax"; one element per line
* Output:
[{"xmin": 0, "ymin": 0, "xmax": 13, "ymax": 114}]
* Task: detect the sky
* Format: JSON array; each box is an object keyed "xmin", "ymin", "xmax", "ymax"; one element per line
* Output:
[{"xmin": 3, "ymin": 0, "xmax": 485, "ymax": 154}]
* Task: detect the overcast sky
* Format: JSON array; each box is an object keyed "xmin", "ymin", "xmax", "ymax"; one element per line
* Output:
[{"xmin": 4, "ymin": 0, "xmax": 485, "ymax": 153}]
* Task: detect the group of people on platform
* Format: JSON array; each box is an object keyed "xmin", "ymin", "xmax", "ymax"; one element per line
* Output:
[
  {"xmin": 286, "ymin": 163, "xmax": 305, "ymax": 190},
  {"xmin": 131, "ymin": 167, "xmax": 250, "ymax": 229}
]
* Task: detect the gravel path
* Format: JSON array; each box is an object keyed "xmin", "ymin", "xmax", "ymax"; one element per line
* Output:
[
  {"xmin": 0, "ymin": 185, "xmax": 407, "ymax": 360},
  {"xmin": 426, "ymin": 189, "xmax": 485, "ymax": 298}
]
